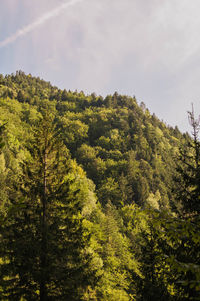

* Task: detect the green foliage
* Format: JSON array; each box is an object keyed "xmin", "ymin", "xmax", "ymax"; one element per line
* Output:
[
  {"xmin": 174, "ymin": 108, "xmax": 200, "ymax": 215},
  {"xmin": 0, "ymin": 113, "xmax": 98, "ymax": 300},
  {"xmin": 0, "ymin": 123, "xmax": 5, "ymax": 151},
  {"xmin": 0, "ymin": 71, "xmax": 196, "ymax": 300},
  {"xmin": 0, "ymin": 72, "xmax": 182, "ymax": 209}
]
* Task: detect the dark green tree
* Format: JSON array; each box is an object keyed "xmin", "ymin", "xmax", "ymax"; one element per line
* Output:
[
  {"xmin": 0, "ymin": 123, "xmax": 5, "ymax": 151},
  {"xmin": 137, "ymin": 216, "xmax": 174, "ymax": 301},
  {"xmin": 170, "ymin": 106, "xmax": 200, "ymax": 299},
  {"xmin": 175, "ymin": 105, "xmax": 200, "ymax": 215},
  {"xmin": 0, "ymin": 113, "xmax": 96, "ymax": 300}
]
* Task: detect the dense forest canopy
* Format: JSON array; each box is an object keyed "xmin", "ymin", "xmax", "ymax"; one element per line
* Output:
[{"xmin": 0, "ymin": 71, "xmax": 199, "ymax": 300}]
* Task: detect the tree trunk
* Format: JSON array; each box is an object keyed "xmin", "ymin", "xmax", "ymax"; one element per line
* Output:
[{"xmin": 40, "ymin": 140, "xmax": 48, "ymax": 301}]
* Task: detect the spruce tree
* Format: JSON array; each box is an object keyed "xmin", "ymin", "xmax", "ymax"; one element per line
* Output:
[
  {"xmin": 175, "ymin": 105, "xmax": 200, "ymax": 215},
  {"xmin": 171, "ymin": 106, "xmax": 200, "ymax": 299},
  {"xmin": 0, "ymin": 112, "xmax": 95, "ymax": 300}
]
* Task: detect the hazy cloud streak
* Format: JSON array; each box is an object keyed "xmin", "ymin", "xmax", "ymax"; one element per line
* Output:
[{"xmin": 0, "ymin": 0, "xmax": 84, "ymax": 48}]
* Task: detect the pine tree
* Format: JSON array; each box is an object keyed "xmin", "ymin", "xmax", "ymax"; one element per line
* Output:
[
  {"xmin": 170, "ymin": 106, "xmax": 200, "ymax": 299},
  {"xmin": 175, "ymin": 105, "xmax": 200, "ymax": 215},
  {"xmin": 0, "ymin": 112, "xmax": 96, "ymax": 300}
]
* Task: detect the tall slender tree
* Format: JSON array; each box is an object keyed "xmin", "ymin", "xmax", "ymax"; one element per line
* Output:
[
  {"xmin": 175, "ymin": 105, "xmax": 200, "ymax": 215},
  {"xmin": 170, "ymin": 106, "xmax": 200, "ymax": 299},
  {"xmin": 0, "ymin": 112, "xmax": 96, "ymax": 300}
]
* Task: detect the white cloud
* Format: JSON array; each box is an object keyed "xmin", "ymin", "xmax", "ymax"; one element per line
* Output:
[
  {"xmin": 52, "ymin": 0, "xmax": 200, "ymax": 93},
  {"xmin": 0, "ymin": 0, "xmax": 85, "ymax": 48}
]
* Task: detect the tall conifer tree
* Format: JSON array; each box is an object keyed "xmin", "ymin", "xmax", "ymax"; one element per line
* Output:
[
  {"xmin": 0, "ymin": 112, "xmax": 95, "ymax": 300},
  {"xmin": 175, "ymin": 105, "xmax": 200, "ymax": 215}
]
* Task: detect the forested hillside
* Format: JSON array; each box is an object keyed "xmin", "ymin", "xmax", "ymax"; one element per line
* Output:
[{"xmin": 0, "ymin": 71, "xmax": 199, "ymax": 300}]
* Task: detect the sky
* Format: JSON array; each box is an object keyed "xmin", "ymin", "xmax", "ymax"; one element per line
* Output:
[{"xmin": 1, "ymin": 0, "xmax": 200, "ymax": 133}]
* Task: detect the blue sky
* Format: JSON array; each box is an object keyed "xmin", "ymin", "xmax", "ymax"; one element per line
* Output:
[{"xmin": 1, "ymin": 0, "xmax": 200, "ymax": 133}]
